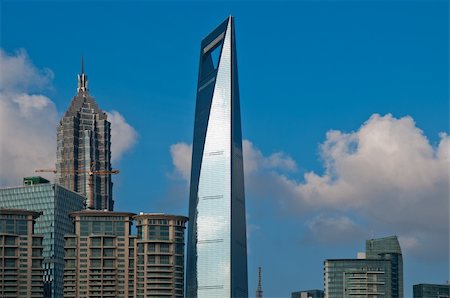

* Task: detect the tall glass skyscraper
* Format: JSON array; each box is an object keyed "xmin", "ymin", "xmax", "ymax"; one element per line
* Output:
[
  {"xmin": 56, "ymin": 58, "xmax": 114, "ymax": 210},
  {"xmin": 186, "ymin": 16, "xmax": 248, "ymax": 298},
  {"xmin": 0, "ymin": 178, "xmax": 85, "ymax": 298}
]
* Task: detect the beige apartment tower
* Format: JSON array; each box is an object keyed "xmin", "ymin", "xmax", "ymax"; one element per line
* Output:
[
  {"xmin": 0, "ymin": 209, "xmax": 44, "ymax": 298},
  {"xmin": 133, "ymin": 213, "xmax": 188, "ymax": 298},
  {"xmin": 63, "ymin": 210, "xmax": 136, "ymax": 298},
  {"xmin": 63, "ymin": 210, "xmax": 188, "ymax": 298}
]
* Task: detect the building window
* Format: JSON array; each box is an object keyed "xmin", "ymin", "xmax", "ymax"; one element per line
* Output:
[
  {"xmin": 160, "ymin": 255, "xmax": 170, "ymax": 264},
  {"xmin": 160, "ymin": 244, "xmax": 169, "ymax": 253}
]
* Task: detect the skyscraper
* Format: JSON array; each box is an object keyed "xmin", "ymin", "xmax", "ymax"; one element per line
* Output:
[
  {"xmin": 186, "ymin": 16, "xmax": 248, "ymax": 298},
  {"xmin": 0, "ymin": 177, "xmax": 85, "ymax": 298},
  {"xmin": 56, "ymin": 57, "xmax": 113, "ymax": 210}
]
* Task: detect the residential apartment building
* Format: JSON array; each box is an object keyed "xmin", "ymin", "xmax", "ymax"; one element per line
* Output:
[
  {"xmin": 134, "ymin": 213, "xmax": 188, "ymax": 297},
  {"xmin": 63, "ymin": 210, "xmax": 136, "ymax": 298},
  {"xmin": 0, "ymin": 209, "xmax": 44, "ymax": 297}
]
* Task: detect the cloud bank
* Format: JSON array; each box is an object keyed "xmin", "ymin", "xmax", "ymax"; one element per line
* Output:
[
  {"xmin": 170, "ymin": 114, "xmax": 449, "ymax": 260},
  {"xmin": 0, "ymin": 49, "xmax": 137, "ymax": 186},
  {"xmin": 106, "ymin": 111, "xmax": 138, "ymax": 163}
]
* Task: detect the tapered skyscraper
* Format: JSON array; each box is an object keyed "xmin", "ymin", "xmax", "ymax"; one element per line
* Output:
[
  {"xmin": 56, "ymin": 58, "xmax": 113, "ymax": 210},
  {"xmin": 186, "ymin": 17, "xmax": 248, "ymax": 298}
]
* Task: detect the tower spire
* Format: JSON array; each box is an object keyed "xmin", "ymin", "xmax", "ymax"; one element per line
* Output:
[
  {"xmin": 77, "ymin": 55, "xmax": 88, "ymax": 94},
  {"xmin": 256, "ymin": 267, "xmax": 263, "ymax": 298},
  {"xmin": 81, "ymin": 54, "xmax": 84, "ymax": 74}
]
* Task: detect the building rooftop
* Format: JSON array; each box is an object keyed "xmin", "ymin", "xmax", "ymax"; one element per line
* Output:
[{"xmin": 0, "ymin": 208, "xmax": 42, "ymax": 218}]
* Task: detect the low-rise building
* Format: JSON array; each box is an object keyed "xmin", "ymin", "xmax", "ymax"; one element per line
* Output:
[{"xmin": 413, "ymin": 283, "xmax": 450, "ymax": 298}]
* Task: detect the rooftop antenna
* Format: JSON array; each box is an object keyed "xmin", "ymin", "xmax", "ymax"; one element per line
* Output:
[
  {"xmin": 77, "ymin": 54, "xmax": 88, "ymax": 94},
  {"xmin": 81, "ymin": 54, "xmax": 84, "ymax": 74},
  {"xmin": 256, "ymin": 266, "xmax": 263, "ymax": 298}
]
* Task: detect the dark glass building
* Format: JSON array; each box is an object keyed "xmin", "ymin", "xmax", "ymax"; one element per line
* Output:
[
  {"xmin": 186, "ymin": 16, "xmax": 248, "ymax": 298},
  {"xmin": 413, "ymin": 283, "xmax": 450, "ymax": 298},
  {"xmin": 324, "ymin": 236, "xmax": 403, "ymax": 298},
  {"xmin": 56, "ymin": 58, "xmax": 114, "ymax": 210}
]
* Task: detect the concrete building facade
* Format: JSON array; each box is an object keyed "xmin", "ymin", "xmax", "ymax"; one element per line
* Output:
[
  {"xmin": 0, "ymin": 209, "xmax": 44, "ymax": 298},
  {"xmin": 64, "ymin": 211, "xmax": 188, "ymax": 298},
  {"xmin": 134, "ymin": 213, "xmax": 188, "ymax": 297},
  {"xmin": 63, "ymin": 210, "xmax": 136, "ymax": 298}
]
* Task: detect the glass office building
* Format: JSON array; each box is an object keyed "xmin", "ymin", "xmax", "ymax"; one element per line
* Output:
[
  {"xmin": 186, "ymin": 16, "xmax": 248, "ymax": 298},
  {"xmin": 0, "ymin": 178, "xmax": 85, "ymax": 298},
  {"xmin": 366, "ymin": 236, "xmax": 403, "ymax": 297},
  {"xmin": 413, "ymin": 284, "xmax": 450, "ymax": 298},
  {"xmin": 324, "ymin": 236, "xmax": 403, "ymax": 298},
  {"xmin": 56, "ymin": 58, "xmax": 114, "ymax": 210}
]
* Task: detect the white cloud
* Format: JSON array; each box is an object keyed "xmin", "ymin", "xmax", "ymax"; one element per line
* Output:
[
  {"xmin": 170, "ymin": 142, "xmax": 192, "ymax": 181},
  {"xmin": 169, "ymin": 113, "xmax": 449, "ymax": 260},
  {"xmin": 106, "ymin": 110, "xmax": 138, "ymax": 163},
  {"xmin": 0, "ymin": 49, "xmax": 58, "ymax": 186},
  {"xmin": 0, "ymin": 49, "xmax": 138, "ymax": 186},
  {"xmin": 0, "ymin": 49, "xmax": 53, "ymax": 92},
  {"xmin": 243, "ymin": 139, "xmax": 297, "ymax": 174}
]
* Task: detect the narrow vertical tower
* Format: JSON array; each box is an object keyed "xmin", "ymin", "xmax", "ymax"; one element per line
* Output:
[
  {"xmin": 256, "ymin": 267, "xmax": 263, "ymax": 298},
  {"xmin": 186, "ymin": 16, "xmax": 248, "ymax": 298},
  {"xmin": 56, "ymin": 57, "xmax": 113, "ymax": 210}
]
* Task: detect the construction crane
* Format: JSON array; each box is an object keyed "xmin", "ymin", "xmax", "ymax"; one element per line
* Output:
[{"xmin": 35, "ymin": 164, "xmax": 119, "ymax": 210}]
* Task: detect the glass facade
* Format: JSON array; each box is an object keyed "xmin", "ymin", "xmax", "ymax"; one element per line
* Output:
[
  {"xmin": 324, "ymin": 236, "xmax": 403, "ymax": 298},
  {"xmin": 56, "ymin": 61, "xmax": 113, "ymax": 210},
  {"xmin": 413, "ymin": 284, "xmax": 450, "ymax": 298},
  {"xmin": 186, "ymin": 16, "xmax": 248, "ymax": 298},
  {"xmin": 366, "ymin": 236, "xmax": 403, "ymax": 297},
  {"xmin": 0, "ymin": 182, "xmax": 85, "ymax": 298}
]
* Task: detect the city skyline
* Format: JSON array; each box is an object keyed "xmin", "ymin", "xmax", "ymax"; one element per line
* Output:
[{"xmin": 0, "ymin": 1, "xmax": 448, "ymax": 296}]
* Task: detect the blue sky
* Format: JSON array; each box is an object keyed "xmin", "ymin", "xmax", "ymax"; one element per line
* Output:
[{"xmin": 1, "ymin": 1, "xmax": 448, "ymax": 296}]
